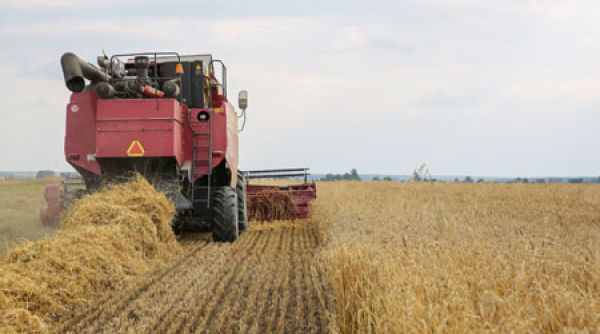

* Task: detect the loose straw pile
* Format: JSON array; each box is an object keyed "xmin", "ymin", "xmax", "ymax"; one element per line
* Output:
[
  {"xmin": 0, "ymin": 176, "xmax": 179, "ymax": 333},
  {"xmin": 248, "ymin": 190, "xmax": 299, "ymax": 221}
]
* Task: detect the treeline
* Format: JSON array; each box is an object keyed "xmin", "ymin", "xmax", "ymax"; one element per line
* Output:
[
  {"xmin": 319, "ymin": 171, "xmax": 600, "ymax": 184},
  {"xmin": 321, "ymin": 169, "xmax": 361, "ymax": 181},
  {"xmin": 455, "ymin": 176, "xmax": 600, "ymax": 184}
]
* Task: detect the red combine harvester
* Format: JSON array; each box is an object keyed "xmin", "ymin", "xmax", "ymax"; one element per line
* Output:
[{"xmin": 40, "ymin": 51, "xmax": 316, "ymax": 242}]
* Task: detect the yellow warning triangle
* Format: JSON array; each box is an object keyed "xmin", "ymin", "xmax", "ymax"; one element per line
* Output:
[{"xmin": 127, "ymin": 140, "xmax": 145, "ymax": 157}]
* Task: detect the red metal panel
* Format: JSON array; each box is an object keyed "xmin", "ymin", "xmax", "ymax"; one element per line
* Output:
[
  {"xmin": 95, "ymin": 99, "xmax": 185, "ymax": 164},
  {"xmin": 64, "ymin": 91, "xmax": 101, "ymax": 175},
  {"xmin": 63, "ymin": 93, "xmax": 237, "ymax": 182}
]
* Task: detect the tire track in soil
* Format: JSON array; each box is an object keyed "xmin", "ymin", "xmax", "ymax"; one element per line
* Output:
[
  {"xmin": 163, "ymin": 230, "xmax": 265, "ymax": 333},
  {"xmin": 196, "ymin": 229, "xmax": 274, "ymax": 331},
  {"xmin": 150, "ymin": 240, "xmax": 251, "ymax": 333},
  {"xmin": 60, "ymin": 221, "xmax": 329, "ymax": 333},
  {"xmin": 98, "ymin": 233, "xmax": 259, "ymax": 333},
  {"xmin": 60, "ymin": 235, "xmax": 211, "ymax": 333}
]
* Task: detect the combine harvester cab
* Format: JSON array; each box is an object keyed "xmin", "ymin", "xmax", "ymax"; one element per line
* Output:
[{"xmin": 41, "ymin": 50, "xmax": 316, "ymax": 242}]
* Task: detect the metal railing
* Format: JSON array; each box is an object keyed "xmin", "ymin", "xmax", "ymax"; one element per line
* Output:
[{"xmin": 244, "ymin": 168, "xmax": 311, "ymax": 183}]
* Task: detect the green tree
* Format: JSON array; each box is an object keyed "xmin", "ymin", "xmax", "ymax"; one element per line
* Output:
[
  {"xmin": 350, "ymin": 168, "xmax": 361, "ymax": 181},
  {"xmin": 36, "ymin": 170, "xmax": 55, "ymax": 179}
]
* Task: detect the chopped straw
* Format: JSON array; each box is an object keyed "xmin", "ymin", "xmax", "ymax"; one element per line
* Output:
[
  {"xmin": 0, "ymin": 175, "xmax": 180, "ymax": 333},
  {"xmin": 247, "ymin": 191, "xmax": 299, "ymax": 221}
]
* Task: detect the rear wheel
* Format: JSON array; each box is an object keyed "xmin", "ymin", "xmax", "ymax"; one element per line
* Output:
[
  {"xmin": 211, "ymin": 186, "xmax": 239, "ymax": 242},
  {"xmin": 237, "ymin": 173, "xmax": 248, "ymax": 233}
]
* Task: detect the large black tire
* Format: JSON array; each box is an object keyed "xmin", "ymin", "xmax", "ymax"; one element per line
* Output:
[
  {"xmin": 237, "ymin": 173, "xmax": 249, "ymax": 233},
  {"xmin": 211, "ymin": 186, "xmax": 239, "ymax": 242}
]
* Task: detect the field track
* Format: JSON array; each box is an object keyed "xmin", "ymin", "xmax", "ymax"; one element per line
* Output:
[{"xmin": 60, "ymin": 221, "xmax": 331, "ymax": 333}]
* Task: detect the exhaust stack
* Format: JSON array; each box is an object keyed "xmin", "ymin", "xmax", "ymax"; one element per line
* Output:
[{"xmin": 60, "ymin": 52, "xmax": 111, "ymax": 93}]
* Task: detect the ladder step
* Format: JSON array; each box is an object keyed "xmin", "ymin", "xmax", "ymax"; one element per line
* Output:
[{"xmin": 191, "ymin": 122, "xmax": 212, "ymax": 208}]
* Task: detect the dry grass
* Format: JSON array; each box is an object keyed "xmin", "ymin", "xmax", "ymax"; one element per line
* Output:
[
  {"xmin": 0, "ymin": 180, "xmax": 53, "ymax": 252},
  {"xmin": 315, "ymin": 182, "xmax": 600, "ymax": 333},
  {"xmin": 0, "ymin": 176, "xmax": 179, "ymax": 333},
  {"xmin": 60, "ymin": 219, "xmax": 331, "ymax": 333},
  {"xmin": 1, "ymin": 179, "xmax": 597, "ymax": 333}
]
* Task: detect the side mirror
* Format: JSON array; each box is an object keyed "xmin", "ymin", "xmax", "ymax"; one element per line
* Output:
[{"xmin": 238, "ymin": 90, "xmax": 248, "ymax": 110}]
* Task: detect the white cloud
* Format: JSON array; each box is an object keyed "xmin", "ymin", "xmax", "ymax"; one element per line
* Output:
[
  {"xmin": 1, "ymin": 2, "xmax": 599, "ymax": 175},
  {"xmin": 3, "ymin": 0, "xmax": 138, "ymax": 9},
  {"xmin": 0, "ymin": 65, "xmax": 68, "ymax": 170}
]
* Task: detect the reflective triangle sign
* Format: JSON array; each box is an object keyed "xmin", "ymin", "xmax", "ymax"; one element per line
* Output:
[{"xmin": 127, "ymin": 140, "xmax": 145, "ymax": 157}]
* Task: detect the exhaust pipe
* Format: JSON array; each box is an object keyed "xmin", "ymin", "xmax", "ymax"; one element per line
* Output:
[{"xmin": 60, "ymin": 52, "xmax": 111, "ymax": 93}]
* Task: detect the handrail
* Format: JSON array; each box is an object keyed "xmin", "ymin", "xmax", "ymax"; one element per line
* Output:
[{"xmin": 245, "ymin": 168, "xmax": 311, "ymax": 183}]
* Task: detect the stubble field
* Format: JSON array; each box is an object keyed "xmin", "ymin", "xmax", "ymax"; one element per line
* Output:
[
  {"xmin": 0, "ymin": 180, "xmax": 598, "ymax": 333},
  {"xmin": 0, "ymin": 179, "xmax": 52, "ymax": 253}
]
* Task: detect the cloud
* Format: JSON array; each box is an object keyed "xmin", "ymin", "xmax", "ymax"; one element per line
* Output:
[
  {"xmin": 3, "ymin": 0, "xmax": 138, "ymax": 8},
  {"xmin": 0, "ymin": 65, "xmax": 68, "ymax": 171},
  {"xmin": 1, "ymin": 1, "xmax": 599, "ymax": 176}
]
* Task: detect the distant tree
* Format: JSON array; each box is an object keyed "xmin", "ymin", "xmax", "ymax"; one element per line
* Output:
[
  {"xmin": 477, "ymin": 178, "xmax": 484, "ymax": 183},
  {"xmin": 463, "ymin": 176, "xmax": 474, "ymax": 183},
  {"xmin": 36, "ymin": 170, "xmax": 55, "ymax": 179},
  {"xmin": 383, "ymin": 177, "xmax": 392, "ymax": 181},
  {"xmin": 350, "ymin": 168, "xmax": 361, "ymax": 181},
  {"xmin": 373, "ymin": 177, "xmax": 380, "ymax": 181},
  {"xmin": 522, "ymin": 178, "xmax": 529, "ymax": 183},
  {"xmin": 535, "ymin": 178, "xmax": 546, "ymax": 184},
  {"xmin": 453, "ymin": 178, "xmax": 460, "ymax": 183},
  {"xmin": 596, "ymin": 176, "xmax": 600, "ymax": 184},
  {"xmin": 323, "ymin": 169, "xmax": 362, "ymax": 181},
  {"xmin": 569, "ymin": 178, "xmax": 584, "ymax": 184}
]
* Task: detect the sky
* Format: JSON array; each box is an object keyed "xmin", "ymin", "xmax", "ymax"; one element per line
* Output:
[{"xmin": 0, "ymin": 0, "xmax": 599, "ymax": 177}]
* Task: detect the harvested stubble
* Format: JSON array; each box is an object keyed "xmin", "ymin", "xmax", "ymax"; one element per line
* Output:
[
  {"xmin": 0, "ymin": 176, "xmax": 179, "ymax": 333},
  {"xmin": 315, "ymin": 182, "xmax": 600, "ymax": 333},
  {"xmin": 248, "ymin": 190, "xmax": 299, "ymax": 221}
]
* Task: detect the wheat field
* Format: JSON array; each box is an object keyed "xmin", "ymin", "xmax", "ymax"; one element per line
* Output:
[
  {"xmin": 316, "ymin": 182, "xmax": 600, "ymax": 333},
  {"xmin": 0, "ymin": 179, "xmax": 53, "ymax": 252},
  {"xmin": 0, "ymin": 180, "xmax": 598, "ymax": 333}
]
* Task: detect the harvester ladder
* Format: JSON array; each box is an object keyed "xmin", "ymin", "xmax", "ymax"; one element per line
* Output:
[{"xmin": 191, "ymin": 110, "xmax": 213, "ymax": 210}]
